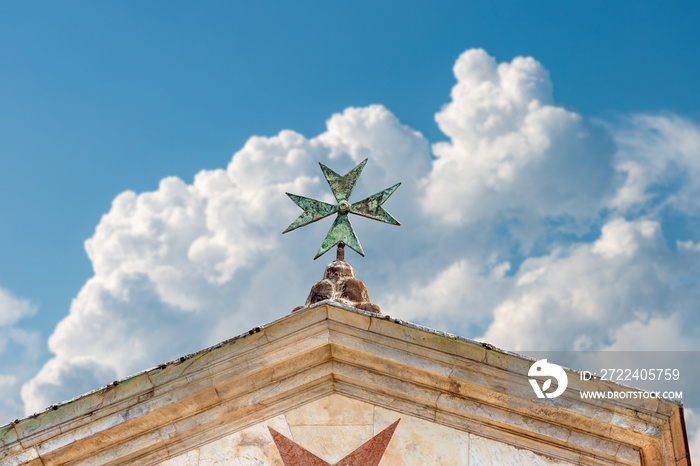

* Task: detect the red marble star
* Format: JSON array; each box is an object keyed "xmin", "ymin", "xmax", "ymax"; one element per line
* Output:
[{"xmin": 269, "ymin": 419, "xmax": 400, "ymax": 466}]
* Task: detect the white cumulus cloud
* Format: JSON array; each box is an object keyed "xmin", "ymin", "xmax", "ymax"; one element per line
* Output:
[
  {"xmin": 381, "ymin": 259, "xmax": 511, "ymax": 335},
  {"xmin": 478, "ymin": 217, "xmax": 700, "ymax": 351},
  {"xmin": 611, "ymin": 114, "xmax": 700, "ymax": 214},
  {"xmin": 422, "ymin": 49, "xmax": 616, "ymax": 236}
]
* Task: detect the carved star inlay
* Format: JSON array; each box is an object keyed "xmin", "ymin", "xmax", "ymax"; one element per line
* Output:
[
  {"xmin": 283, "ymin": 158, "xmax": 401, "ymax": 259},
  {"xmin": 269, "ymin": 419, "xmax": 400, "ymax": 466}
]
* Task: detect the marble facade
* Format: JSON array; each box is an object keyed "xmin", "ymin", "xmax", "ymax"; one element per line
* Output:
[
  {"xmin": 0, "ymin": 301, "xmax": 691, "ymax": 465},
  {"xmin": 161, "ymin": 394, "xmax": 571, "ymax": 465}
]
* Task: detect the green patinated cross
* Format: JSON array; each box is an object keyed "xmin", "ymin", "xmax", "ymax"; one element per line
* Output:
[{"xmin": 283, "ymin": 158, "xmax": 401, "ymax": 259}]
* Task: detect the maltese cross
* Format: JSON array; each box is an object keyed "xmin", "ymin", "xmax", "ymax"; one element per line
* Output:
[
  {"xmin": 269, "ymin": 419, "xmax": 399, "ymax": 466},
  {"xmin": 283, "ymin": 159, "xmax": 401, "ymax": 259}
]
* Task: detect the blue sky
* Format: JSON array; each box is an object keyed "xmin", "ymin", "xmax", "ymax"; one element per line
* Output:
[{"xmin": 2, "ymin": 1, "xmax": 700, "ymax": 459}]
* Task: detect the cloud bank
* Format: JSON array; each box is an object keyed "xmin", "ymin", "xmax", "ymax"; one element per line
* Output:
[{"xmin": 12, "ymin": 48, "xmax": 700, "ymax": 461}]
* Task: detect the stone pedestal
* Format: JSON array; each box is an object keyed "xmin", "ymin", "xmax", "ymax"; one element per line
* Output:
[{"xmin": 295, "ymin": 260, "xmax": 381, "ymax": 314}]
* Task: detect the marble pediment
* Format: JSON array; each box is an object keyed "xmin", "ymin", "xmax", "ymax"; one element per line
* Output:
[{"xmin": 0, "ymin": 301, "xmax": 690, "ymax": 465}]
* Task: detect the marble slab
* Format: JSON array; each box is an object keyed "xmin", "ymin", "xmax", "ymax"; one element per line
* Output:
[{"xmin": 161, "ymin": 394, "xmax": 575, "ymax": 465}]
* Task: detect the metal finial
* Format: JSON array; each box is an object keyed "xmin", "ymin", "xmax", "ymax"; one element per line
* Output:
[
  {"xmin": 337, "ymin": 243, "xmax": 345, "ymax": 262},
  {"xmin": 283, "ymin": 158, "xmax": 401, "ymax": 259}
]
